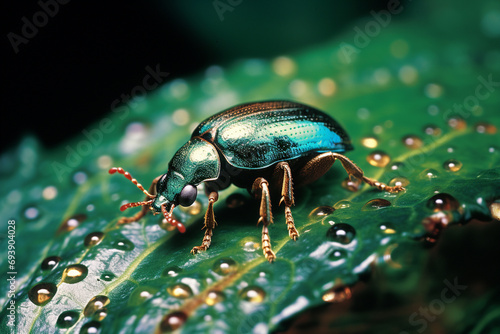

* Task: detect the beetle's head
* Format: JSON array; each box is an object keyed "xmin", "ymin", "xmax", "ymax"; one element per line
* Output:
[{"xmin": 109, "ymin": 138, "xmax": 220, "ymax": 233}]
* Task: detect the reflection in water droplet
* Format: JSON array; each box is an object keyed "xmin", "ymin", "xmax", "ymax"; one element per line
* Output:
[
  {"xmin": 389, "ymin": 177, "xmax": 409, "ymax": 188},
  {"xmin": 367, "ymin": 151, "xmax": 390, "ymax": 167},
  {"xmin": 80, "ymin": 321, "xmax": 101, "ymax": 334},
  {"xmin": 389, "ymin": 162, "xmax": 405, "ymax": 171},
  {"xmin": 447, "ymin": 117, "xmax": 467, "ymax": 130},
  {"xmin": 443, "ymin": 159, "xmax": 463, "ymax": 172},
  {"xmin": 28, "ymin": 282, "xmax": 57, "ymax": 306},
  {"xmin": 379, "ymin": 223, "xmax": 397, "ymax": 234},
  {"xmin": 341, "ymin": 177, "xmax": 361, "ymax": 192},
  {"xmin": 162, "ymin": 266, "xmax": 183, "ymax": 278},
  {"xmin": 427, "ymin": 193, "xmax": 460, "ymax": 212},
  {"xmin": 475, "ymin": 122, "xmax": 497, "ymax": 134},
  {"xmin": 423, "ymin": 124, "xmax": 441, "ymax": 136},
  {"xmin": 362, "ymin": 199, "xmax": 391, "ymax": 211},
  {"xmin": 56, "ymin": 310, "xmax": 79, "ymax": 328},
  {"xmin": 159, "ymin": 311, "xmax": 188, "ymax": 332},
  {"xmin": 62, "ymin": 264, "xmax": 88, "ymax": 284},
  {"xmin": 446, "ymin": 146, "xmax": 455, "ymax": 153},
  {"xmin": 333, "ymin": 200, "xmax": 351, "ymax": 210},
  {"xmin": 489, "ymin": 202, "xmax": 500, "ymax": 221},
  {"xmin": 84, "ymin": 295, "xmax": 110, "ymax": 317},
  {"xmin": 205, "ymin": 290, "xmax": 225, "ymax": 306},
  {"xmin": 93, "ymin": 309, "xmax": 108, "ymax": 321},
  {"xmin": 241, "ymin": 238, "xmax": 260, "ymax": 252},
  {"xmin": 239, "ymin": 286, "xmax": 266, "ymax": 303},
  {"xmin": 129, "ymin": 287, "xmax": 158, "ymax": 306},
  {"xmin": 212, "ymin": 258, "xmax": 238, "ymax": 275},
  {"xmin": 420, "ymin": 168, "xmax": 439, "ymax": 179},
  {"xmin": 167, "ymin": 284, "xmax": 193, "ymax": 299},
  {"xmin": 326, "ymin": 224, "xmax": 356, "ymax": 244},
  {"xmin": 100, "ymin": 272, "xmax": 115, "ymax": 281},
  {"xmin": 24, "ymin": 206, "xmax": 40, "ymax": 220},
  {"xmin": 402, "ymin": 135, "xmax": 423, "ymax": 149},
  {"xmin": 114, "ymin": 239, "xmax": 134, "ymax": 251},
  {"xmin": 226, "ymin": 193, "xmax": 247, "ymax": 208},
  {"xmin": 328, "ymin": 249, "xmax": 347, "ymax": 261},
  {"xmin": 322, "ymin": 286, "xmax": 352, "ymax": 303},
  {"xmin": 58, "ymin": 214, "xmax": 87, "ymax": 233},
  {"xmin": 41, "ymin": 256, "xmax": 61, "ymax": 271},
  {"xmin": 178, "ymin": 200, "xmax": 202, "ymax": 215},
  {"xmin": 308, "ymin": 206, "xmax": 335, "ymax": 220},
  {"xmin": 361, "ymin": 136, "xmax": 378, "ymax": 148},
  {"xmin": 84, "ymin": 232, "xmax": 104, "ymax": 247}
]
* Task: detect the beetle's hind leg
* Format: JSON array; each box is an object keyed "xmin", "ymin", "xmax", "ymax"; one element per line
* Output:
[
  {"xmin": 252, "ymin": 178, "xmax": 276, "ymax": 263},
  {"xmin": 191, "ymin": 191, "xmax": 219, "ymax": 254},
  {"xmin": 274, "ymin": 162, "xmax": 299, "ymax": 241},
  {"xmin": 118, "ymin": 175, "xmax": 161, "ymax": 224}
]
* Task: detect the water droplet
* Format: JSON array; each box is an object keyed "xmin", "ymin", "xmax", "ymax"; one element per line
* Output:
[
  {"xmin": 24, "ymin": 206, "xmax": 40, "ymax": 220},
  {"xmin": 28, "ymin": 282, "xmax": 57, "ymax": 306},
  {"xmin": 167, "ymin": 284, "xmax": 193, "ymax": 299},
  {"xmin": 240, "ymin": 238, "xmax": 260, "ymax": 252},
  {"xmin": 328, "ymin": 249, "xmax": 347, "ymax": 261},
  {"xmin": 424, "ymin": 83, "xmax": 444, "ymax": 98},
  {"xmin": 84, "ymin": 232, "xmax": 104, "ymax": 247},
  {"xmin": 389, "ymin": 177, "xmax": 409, "ymax": 188},
  {"xmin": 62, "ymin": 264, "xmax": 88, "ymax": 284},
  {"xmin": 42, "ymin": 186, "xmax": 58, "ymax": 200},
  {"xmin": 427, "ymin": 193, "xmax": 460, "ymax": 212},
  {"xmin": 205, "ymin": 290, "xmax": 225, "ymax": 306},
  {"xmin": 489, "ymin": 146, "xmax": 498, "ymax": 153},
  {"xmin": 322, "ymin": 286, "xmax": 352, "ymax": 303},
  {"xmin": 129, "ymin": 287, "xmax": 158, "ymax": 306},
  {"xmin": 159, "ymin": 311, "xmax": 188, "ymax": 332},
  {"xmin": 308, "ymin": 206, "xmax": 335, "ymax": 220},
  {"xmin": 423, "ymin": 124, "xmax": 441, "ymax": 136},
  {"xmin": 379, "ymin": 223, "xmax": 397, "ymax": 234},
  {"xmin": 489, "ymin": 201, "xmax": 500, "ymax": 221},
  {"xmin": 56, "ymin": 310, "xmax": 80, "ymax": 328},
  {"xmin": 114, "ymin": 239, "xmax": 134, "ymax": 251},
  {"xmin": 367, "ymin": 151, "xmax": 391, "ymax": 167},
  {"xmin": 326, "ymin": 224, "xmax": 356, "ymax": 244},
  {"xmin": 84, "ymin": 295, "xmax": 110, "ymax": 317},
  {"xmin": 420, "ymin": 168, "xmax": 439, "ymax": 179},
  {"xmin": 41, "ymin": 256, "xmax": 61, "ymax": 271},
  {"xmin": 58, "ymin": 214, "xmax": 87, "ymax": 233},
  {"xmin": 100, "ymin": 272, "xmax": 115, "ymax": 281},
  {"xmin": 162, "ymin": 266, "xmax": 183, "ymax": 278},
  {"xmin": 446, "ymin": 146, "xmax": 455, "ymax": 153},
  {"xmin": 389, "ymin": 162, "xmax": 405, "ymax": 171},
  {"xmin": 97, "ymin": 155, "xmax": 113, "ymax": 169},
  {"xmin": 362, "ymin": 198, "xmax": 391, "ymax": 211},
  {"xmin": 73, "ymin": 171, "xmax": 88, "ymax": 185},
  {"xmin": 341, "ymin": 177, "xmax": 361, "ymax": 192},
  {"xmin": 239, "ymin": 286, "xmax": 266, "ymax": 303},
  {"xmin": 333, "ymin": 200, "xmax": 351, "ymax": 210},
  {"xmin": 361, "ymin": 136, "xmax": 378, "ymax": 148},
  {"xmin": 212, "ymin": 258, "xmax": 238, "ymax": 275},
  {"xmin": 443, "ymin": 159, "xmax": 463, "ymax": 172},
  {"xmin": 226, "ymin": 193, "xmax": 247, "ymax": 208},
  {"xmin": 178, "ymin": 200, "xmax": 202, "ymax": 215},
  {"xmin": 318, "ymin": 77, "xmax": 337, "ymax": 96},
  {"xmin": 475, "ymin": 122, "xmax": 497, "ymax": 134},
  {"xmin": 447, "ymin": 116, "xmax": 467, "ymax": 130},
  {"xmin": 272, "ymin": 56, "xmax": 296, "ymax": 76},
  {"xmin": 402, "ymin": 135, "xmax": 423, "ymax": 149},
  {"xmin": 80, "ymin": 321, "xmax": 101, "ymax": 334},
  {"xmin": 92, "ymin": 309, "xmax": 108, "ymax": 321}
]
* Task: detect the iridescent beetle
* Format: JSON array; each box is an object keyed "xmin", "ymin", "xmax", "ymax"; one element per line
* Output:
[{"xmin": 110, "ymin": 101, "xmax": 404, "ymax": 262}]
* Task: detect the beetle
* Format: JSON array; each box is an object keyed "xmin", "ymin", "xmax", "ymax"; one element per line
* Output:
[{"xmin": 110, "ymin": 100, "xmax": 404, "ymax": 262}]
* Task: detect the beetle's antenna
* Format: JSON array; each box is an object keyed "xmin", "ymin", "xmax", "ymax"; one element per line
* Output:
[
  {"xmin": 161, "ymin": 203, "xmax": 186, "ymax": 233},
  {"xmin": 109, "ymin": 167, "xmax": 155, "ymax": 198},
  {"xmin": 119, "ymin": 199, "xmax": 154, "ymax": 212}
]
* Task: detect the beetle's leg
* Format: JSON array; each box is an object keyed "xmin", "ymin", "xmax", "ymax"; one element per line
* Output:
[
  {"xmin": 191, "ymin": 191, "xmax": 219, "ymax": 254},
  {"xmin": 252, "ymin": 177, "xmax": 276, "ymax": 263},
  {"xmin": 329, "ymin": 153, "xmax": 404, "ymax": 193},
  {"xmin": 275, "ymin": 162, "xmax": 299, "ymax": 241},
  {"xmin": 118, "ymin": 175, "xmax": 161, "ymax": 224}
]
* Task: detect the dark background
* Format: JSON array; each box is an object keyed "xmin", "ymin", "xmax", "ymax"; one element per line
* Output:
[{"xmin": 2, "ymin": 0, "xmax": 397, "ymax": 154}]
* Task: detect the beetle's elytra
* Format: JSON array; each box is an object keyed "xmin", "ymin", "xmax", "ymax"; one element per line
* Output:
[{"xmin": 110, "ymin": 100, "xmax": 404, "ymax": 262}]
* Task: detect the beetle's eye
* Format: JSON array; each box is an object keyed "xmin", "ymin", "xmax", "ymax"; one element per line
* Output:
[
  {"xmin": 178, "ymin": 184, "xmax": 197, "ymax": 207},
  {"xmin": 156, "ymin": 173, "xmax": 168, "ymax": 193}
]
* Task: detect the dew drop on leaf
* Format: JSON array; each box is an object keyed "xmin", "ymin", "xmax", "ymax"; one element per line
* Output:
[
  {"xmin": 28, "ymin": 282, "xmax": 57, "ymax": 306},
  {"xmin": 379, "ymin": 223, "xmax": 397, "ymax": 234},
  {"xmin": 167, "ymin": 284, "xmax": 193, "ymax": 299},
  {"xmin": 308, "ymin": 206, "xmax": 335, "ymax": 220},
  {"xmin": 84, "ymin": 295, "xmax": 110, "ymax": 317},
  {"xmin": 84, "ymin": 232, "xmax": 104, "ymax": 247},
  {"xmin": 443, "ymin": 159, "xmax": 463, "ymax": 172},
  {"xmin": 159, "ymin": 311, "xmax": 188, "ymax": 332},
  {"xmin": 212, "ymin": 258, "xmax": 238, "ymax": 275},
  {"xmin": 239, "ymin": 286, "xmax": 266, "ymax": 303},
  {"xmin": 24, "ymin": 206, "xmax": 40, "ymax": 220},
  {"xmin": 361, "ymin": 136, "xmax": 378, "ymax": 148},
  {"xmin": 447, "ymin": 116, "xmax": 467, "ymax": 130},
  {"xmin": 80, "ymin": 320, "xmax": 101, "ymax": 334},
  {"xmin": 423, "ymin": 124, "xmax": 441, "ymax": 136},
  {"xmin": 333, "ymin": 200, "xmax": 351, "ymax": 210},
  {"xmin": 402, "ymin": 135, "xmax": 423, "ymax": 149},
  {"xmin": 362, "ymin": 198, "xmax": 391, "ymax": 211},
  {"xmin": 99, "ymin": 272, "xmax": 115, "ymax": 282},
  {"xmin": 328, "ymin": 249, "xmax": 347, "ymax": 261},
  {"xmin": 114, "ymin": 239, "xmax": 135, "ymax": 251},
  {"xmin": 420, "ymin": 168, "xmax": 439, "ymax": 179},
  {"xmin": 326, "ymin": 224, "xmax": 356, "ymax": 244},
  {"xmin": 475, "ymin": 122, "xmax": 497, "ymax": 134},
  {"xmin": 62, "ymin": 264, "xmax": 88, "ymax": 284},
  {"xmin": 426, "ymin": 193, "xmax": 460, "ymax": 212},
  {"xmin": 56, "ymin": 310, "xmax": 79, "ymax": 328},
  {"xmin": 41, "ymin": 256, "xmax": 61, "ymax": 271},
  {"xmin": 367, "ymin": 151, "xmax": 391, "ymax": 167},
  {"xmin": 389, "ymin": 177, "xmax": 409, "ymax": 188},
  {"xmin": 322, "ymin": 286, "xmax": 352, "ymax": 303},
  {"xmin": 162, "ymin": 266, "xmax": 183, "ymax": 278},
  {"xmin": 389, "ymin": 162, "xmax": 405, "ymax": 171},
  {"xmin": 341, "ymin": 177, "xmax": 361, "ymax": 192},
  {"xmin": 93, "ymin": 309, "xmax": 108, "ymax": 321},
  {"xmin": 205, "ymin": 290, "xmax": 225, "ymax": 306},
  {"xmin": 58, "ymin": 214, "xmax": 87, "ymax": 233}
]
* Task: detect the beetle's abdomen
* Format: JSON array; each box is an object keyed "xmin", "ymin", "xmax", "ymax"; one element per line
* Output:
[{"xmin": 193, "ymin": 101, "xmax": 352, "ymax": 169}]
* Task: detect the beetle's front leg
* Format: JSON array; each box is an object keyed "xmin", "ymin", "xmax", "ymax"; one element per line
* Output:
[
  {"xmin": 191, "ymin": 191, "xmax": 219, "ymax": 254},
  {"xmin": 118, "ymin": 175, "xmax": 161, "ymax": 224},
  {"xmin": 252, "ymin": 177, "xmax": 276, "ymax": 263},
  {"xmin": 274, "ymin": 162, "xmax": 299, "ymax": 241}
]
